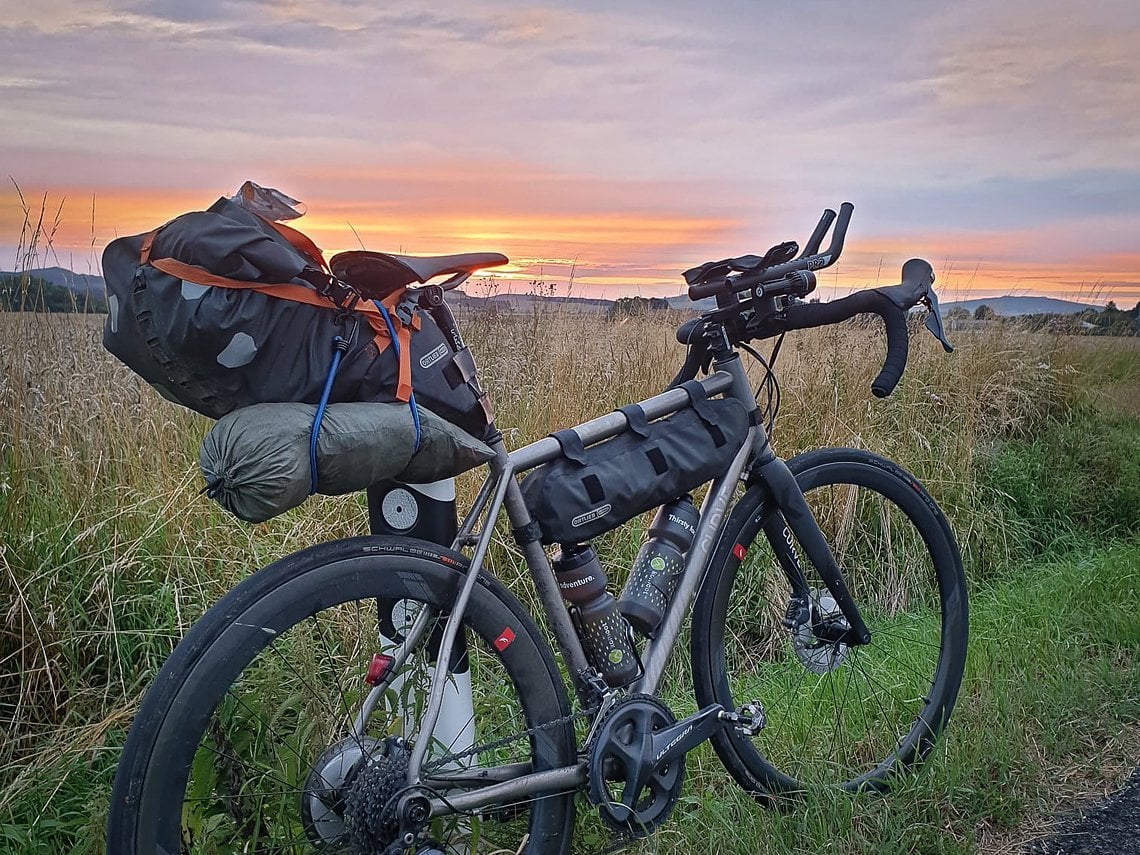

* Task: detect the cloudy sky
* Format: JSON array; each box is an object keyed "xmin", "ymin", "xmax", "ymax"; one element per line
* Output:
[{"xmin": 2, "ymin": 0, "xmax": 1138, "ymax": 302}]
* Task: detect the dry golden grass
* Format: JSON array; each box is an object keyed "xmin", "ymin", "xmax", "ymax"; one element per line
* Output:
[
  {"xmin": 0, "ymin": 306, "xmax": 1103, "ymax": 725},
  {"xmin": 1, "ymin": 302, "xmax": 1136, "ymax": 852}
]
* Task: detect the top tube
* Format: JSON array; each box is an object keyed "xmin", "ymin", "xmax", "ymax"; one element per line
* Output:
[{"xmin": 507, "ymin": 371, "xmax": 736, "ymax": 473}]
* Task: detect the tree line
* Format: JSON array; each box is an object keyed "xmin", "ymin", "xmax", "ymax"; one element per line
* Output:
[
  {"xmin": 945, "ymin": 301, "xmax": 1139, "ymax": 336},
  {"xmin": 0, "ymin": 274, "xmax": 108, "ymax": 313}
]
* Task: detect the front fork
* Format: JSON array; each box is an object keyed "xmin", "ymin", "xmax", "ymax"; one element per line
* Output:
[
  {"xmin": 712, "ymin": 342, "xmax": 871, "ymax": 648},
  {"xmin": 749, "ymin": 454, "xmax": 871, "ymax": 647}
]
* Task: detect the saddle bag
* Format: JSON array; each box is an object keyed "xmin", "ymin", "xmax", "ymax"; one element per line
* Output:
[
  {"xmin": 101, "ymin": 194, "xmax": 491, "ymax": 437},
  {"xmin": 520, "ymin": 381, "xmax": 750, "ymax": 544}
]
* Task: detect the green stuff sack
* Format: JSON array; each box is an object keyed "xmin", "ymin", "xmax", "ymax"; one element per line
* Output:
[{"xmin": 200, "ymin": 402, "xmax": 494, "ymax": 523}]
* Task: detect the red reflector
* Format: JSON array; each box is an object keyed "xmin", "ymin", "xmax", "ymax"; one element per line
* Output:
[
  {"xmin": 493, "ymin": 627, "xmax": 516, "ymax": 652},
  {"xmin": 365, "ymin": 653, "xmax": 394, "ymax": 686},
  {"xmin": 732, "ymin": 543, "xmax": 747, "ymax": 560}
]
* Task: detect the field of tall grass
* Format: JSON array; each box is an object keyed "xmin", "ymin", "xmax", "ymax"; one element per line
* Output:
[{"xmin": 1, "ymin": 304, "xmax": 1138, "ymax": 853}]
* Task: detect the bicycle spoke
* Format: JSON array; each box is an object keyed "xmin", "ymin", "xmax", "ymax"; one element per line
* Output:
[{"xmin": 702, "ymin": 458, "xmax": 966, "ymax": 793}]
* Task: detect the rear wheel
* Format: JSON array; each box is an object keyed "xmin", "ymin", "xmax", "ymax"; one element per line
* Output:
[
  {"xmin": 692, "ymin": 448, "xmax": 968, "ymax": 796},
  {"xmin": 107, "ymin": 537, "xmax": 577, "ymax": 854}
]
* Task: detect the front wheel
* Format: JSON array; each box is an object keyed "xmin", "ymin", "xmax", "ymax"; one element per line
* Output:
[
  {"xmin": 107, "ymin": 537, "xmax": 577, "ymax": 854},
  {"xmin": 692, "ymin": 448, "xmax": 968, "ymax": 796}
]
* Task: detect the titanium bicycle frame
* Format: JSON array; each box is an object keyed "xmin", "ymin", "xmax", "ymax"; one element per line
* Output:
[{"xmin": 357, "ymin": 337, "xmax": 872, "ymax": 818}]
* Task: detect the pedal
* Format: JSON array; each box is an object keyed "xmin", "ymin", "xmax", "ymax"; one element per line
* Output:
[{"xmin": 719, "ymin": 703, "xmax": 766, "ymax": 737}]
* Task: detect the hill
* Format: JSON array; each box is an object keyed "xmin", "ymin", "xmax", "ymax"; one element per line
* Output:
[
  {"xmin": 0, "ymin": 271, "xmax": 107, "ymax": 313},
  {"xmin": 449, "ymin": 290, "xmax": 612, "ymax": 312},
  {"xmin": 0, "ymin": 268, "xmax": 1116, "ymax": 320},
  {"xmin": 942, "ymin": 295, "xmax": 1098, "ymax": 316},
  {"xmin": 0, "ymin": 267, "xmax": 106, "ymax": 302},
  {"xmin": 672, "ymin": 293, "xmax": 1102, "ymax": 317}
]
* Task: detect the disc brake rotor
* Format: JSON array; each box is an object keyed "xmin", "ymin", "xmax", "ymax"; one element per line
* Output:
[{"xmin": 791, "ymin": 588, "xmax": 850, "ymax": 674}]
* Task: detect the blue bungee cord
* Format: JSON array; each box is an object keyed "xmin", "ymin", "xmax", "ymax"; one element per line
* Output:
[
  {"xmin": 308, "ymin": 303, "xmax": 421, "ymax": 495},
  {"xmin": 372, "ymin": 298, "xmax": 422, "ymax": 450}
]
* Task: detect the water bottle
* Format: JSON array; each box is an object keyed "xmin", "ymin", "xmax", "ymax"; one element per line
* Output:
[
  {"xmin": 553, "ymin": 544, "xmax": 640, "ymax": 687},
  {"xmin": 619, "ymin": 496, "xmax": 699, "ymax": 636}
]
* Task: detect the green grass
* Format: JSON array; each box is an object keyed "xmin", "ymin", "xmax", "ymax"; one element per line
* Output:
[
  {"xmin": 622, "ymin": 540, "xmax": 1140, "ymax": 855},
  {"xmin": 984, "ymin": 406, "xmax": 1140, "ymax": 553}
]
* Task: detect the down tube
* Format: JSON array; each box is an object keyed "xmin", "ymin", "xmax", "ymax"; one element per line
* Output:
[{"xmin": 634, "ymin": 427, "xmax": 757, "ymax": 695}]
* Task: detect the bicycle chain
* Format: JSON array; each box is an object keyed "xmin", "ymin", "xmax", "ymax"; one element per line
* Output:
[
  {"xmin": 418, "ymin": 698, "xmax": 649, "ymax": 855},
  {"xmin": 421, "ymin": 703, "xmax": 600, "ymax": 774}
]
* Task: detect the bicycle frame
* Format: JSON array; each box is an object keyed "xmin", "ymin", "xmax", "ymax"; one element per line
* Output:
[{"xmin": 372, "ymin": 344, "xmax": 872, "ymax": 816}]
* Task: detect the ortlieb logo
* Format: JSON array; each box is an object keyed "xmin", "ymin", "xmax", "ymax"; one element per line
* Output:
[
  {"xmin": 572, "ymin": 504, "xmax": 611, "ymax": 528},
  {"xmin": 419, "ymin": 343, "xmax": 448, "ymax": 369}
]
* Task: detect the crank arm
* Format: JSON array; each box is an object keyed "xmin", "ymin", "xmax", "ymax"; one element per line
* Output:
[{"xmin": 648, "ymin": 704, "xmax": 726, "ymax": 771}]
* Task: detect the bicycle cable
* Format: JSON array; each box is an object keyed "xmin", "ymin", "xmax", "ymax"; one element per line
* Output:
[{"xmin": 739, "ymin": 332, "xmax": 784, "ymax": 436}]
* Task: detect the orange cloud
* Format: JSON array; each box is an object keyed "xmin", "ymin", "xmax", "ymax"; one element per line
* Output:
[{"xmin": 4, "ymin": 185, "xmax": 1137, "ymax": 305}]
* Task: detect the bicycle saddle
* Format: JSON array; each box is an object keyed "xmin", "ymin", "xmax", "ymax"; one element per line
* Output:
[{"xmin": 330, "ymin": 250, "xmax": 508, "ymax": 300}]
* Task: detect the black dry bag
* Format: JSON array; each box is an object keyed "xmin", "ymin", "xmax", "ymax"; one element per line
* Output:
[{"xmin": 520, "ymin": 381, "xmax": 750, "ymax": 544}]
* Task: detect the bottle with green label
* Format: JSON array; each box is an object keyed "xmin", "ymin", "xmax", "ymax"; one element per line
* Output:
[
  {"xmin": 619, "ymin": 496, "xmax": 700, "ymax": 636},
  {"xmin": 552, "ymin": 544, "xmax": 640, "ymax": 687}
]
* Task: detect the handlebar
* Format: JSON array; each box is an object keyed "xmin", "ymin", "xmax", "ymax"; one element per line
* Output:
[
  {"xmin": 760, "ymin": 290, "xmax": 909, "ymax": 398},
  {"xmin": 673, "ymin": 258, "xmax": 947, "ymax": 398},
  {"xmin": 687, "ymin": 202, "xmax": 854, "ymax": 302},
  {"xmin": 798, "ymin": 208, "xmax": 837, "ymax": 258}
]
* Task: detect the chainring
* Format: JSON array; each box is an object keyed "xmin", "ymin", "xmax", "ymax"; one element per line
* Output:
[{"xmin": 586, "ymin": 694, "xmax": 684, "ymax": 837}]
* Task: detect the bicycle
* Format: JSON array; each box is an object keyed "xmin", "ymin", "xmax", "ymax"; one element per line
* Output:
[{"xmin": 107, "ymin": 202, "xmax": 968, "ymax": 854}]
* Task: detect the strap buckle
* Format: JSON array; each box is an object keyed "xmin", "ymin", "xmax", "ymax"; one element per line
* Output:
[{"xmin": 302, "ymin": 267, "xmax": 362, "ymax": 311}]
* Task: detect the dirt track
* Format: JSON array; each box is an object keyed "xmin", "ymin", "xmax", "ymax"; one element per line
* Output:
[{"xmin": 1029, "ymin": 769, "xmax": 1140, "ymax": 854}]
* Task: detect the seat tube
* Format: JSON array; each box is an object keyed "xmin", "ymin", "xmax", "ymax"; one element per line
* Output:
[{"xmin": 367, "ymin": 479, "xmax": 475, "ymax": 768}]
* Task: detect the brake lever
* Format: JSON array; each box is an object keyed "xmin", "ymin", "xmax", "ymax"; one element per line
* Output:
[
  {"xmin": 875, "ymin": 259, "xmax": 953, "ymax": 353},
  {"xmin": 921, "ymin": 286, "xmax": 954, "ymax": 353}
]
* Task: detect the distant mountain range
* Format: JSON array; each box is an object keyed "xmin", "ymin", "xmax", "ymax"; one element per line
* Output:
[
  {"xmin": 0, "ymin": 267, "xmax": 1109, "ymax": 318},
  {"xmin": 940, "ymin": 296, "xmax": 1098, "ymax": 316},
  {"xmin": 0, "ymin": 267, "xmax": 106, "ymax": 301},
  {"xmin": 447, "ymin": 291, "xmax": 613, "ymax": 312}
]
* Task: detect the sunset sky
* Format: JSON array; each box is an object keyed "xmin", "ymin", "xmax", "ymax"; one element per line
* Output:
[{"xmin": 2, "ymin": 0, "xmax": 1138, "ymax": 303}]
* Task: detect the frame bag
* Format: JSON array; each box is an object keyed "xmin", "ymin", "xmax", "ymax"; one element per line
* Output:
[{"xmin": 520, "ymin": 381, "xmax": 750, "ymax": 544}]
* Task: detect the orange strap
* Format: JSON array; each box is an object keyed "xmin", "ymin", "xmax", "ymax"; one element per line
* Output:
[
  {"xmin": 260, "ymin": 217, "xmax": 329, "ymax": 272},
  {"xmin": 150, "ymin": 257, "xmax": 347, "ymax": 311},
  {"xmin": 140, "ymin": 230, "xmax": 157, "ymax": 265},
  {"xmin": 395, "ymin": 322, "xmax": 413, "ymax": 402},
  {"xmin": 148, "ymin": 256, "xmax": 420, "ymax": 403}
]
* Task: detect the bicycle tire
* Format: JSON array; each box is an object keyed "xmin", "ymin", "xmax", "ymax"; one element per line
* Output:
[
  {"xmin": 691, "ymin": 447, "xmax": 968, "ymax": 796},
  {"xmin": 107, "ymin": 536, "xmax": 577, "ymax": 854}
]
